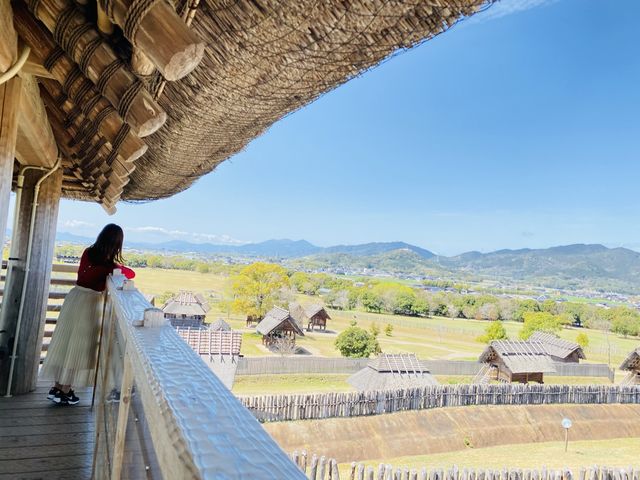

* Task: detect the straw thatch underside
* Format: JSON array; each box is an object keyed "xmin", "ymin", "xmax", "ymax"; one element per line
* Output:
[{"xmin": 123, "ymin": 0, "xmax": 493, "ymax": 200}]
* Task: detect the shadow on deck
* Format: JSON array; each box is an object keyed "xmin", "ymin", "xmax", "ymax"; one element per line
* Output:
[{"xmin": 0, "ymin": 382, "xmax": 93, "ymax": 480}]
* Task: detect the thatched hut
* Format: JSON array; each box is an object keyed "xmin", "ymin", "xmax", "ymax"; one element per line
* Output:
[
  {"xmin": 162, "ymin": 291, "xmax": 209, "ymax": 328},
  {"xmin": 478, "ymin": 340, "xmax": 556, "ymax": 384},
  {"xmin": 290, "ymin": 302, "xmax": 331, "ymax": 331},
  {"xmin": 348, "ymin": 353, "xmax": 438, "ymax": 391},
  {"xmin": 256, "ymin": 306, "xmax": 304, "ymax": 346},
  {"xmin": 529, "ymin": 331, "xmax": 586, "ymax": 363},
  {"xmin": 620, "ymin": 348, "xmax": 640, "ymax": 385},
  {"xmin": 210, "ymin": 318, "xmax": 231, "ymax": 332}
]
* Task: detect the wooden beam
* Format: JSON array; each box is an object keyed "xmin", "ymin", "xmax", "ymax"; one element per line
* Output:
[
  {"xmin": 14, "ymin": 73, "xmax": 58, "ymax": 168},
  {"xmin": 98, "ymin": 0, "xmax": 204, "ymax": 81},
  {"xmin": 0, "ymin": 0, "xmax": 18, "ymax": 73},
  {"xmin": 39, "ymin": 78, "xmax": 146, "ymax": 164},
  {"xmin": 20, "ymin": 0, "xmax": 166, "ymax": 137},
  {"xmin": 0, "ymin": 77, "xmax": 21, "ymax": 255}
]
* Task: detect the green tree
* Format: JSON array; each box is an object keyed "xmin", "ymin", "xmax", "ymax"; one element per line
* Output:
[
  {"xmin": 360, "ymin": 290, "xmax": 383, "ymax": 313},
  {"xmin": 369, "ymin": 322, "xmax": 380, "ymax": 337},
  {"xmin": 196, "ymin": 263, "xmax": 210, "ymax": 274},
  {"xmin": 335, "ymin": 326, "xmax": 380, "ymax": 358},
  {"xmin": 513, "ymin": 299, "xmax": 540, "ymax": 323},
  {"xmin": 384, "ymin": 323, "xmax": 393, "ymax": 336},
  {"xmin": 611, "ymin": 313, "xmax": 640, "ymax": 338},
  {"xmin": 476, "ymin": 321, "xmax": 508, "ymax": 344},
  {"xmin": 576, "ymin": 332, "xmax": 589, "ymax": 348},
  {"xmin": 229, "ymin": 262, "xmax": 290, "ymax": 319},
  {"xmin": 519, "ymin": 312, "xmax": 562, "ymax": 339}
]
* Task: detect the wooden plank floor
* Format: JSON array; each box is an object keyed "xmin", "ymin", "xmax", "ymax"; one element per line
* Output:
[{"xmin": 0, "ymin": 383, "xmax": 94, "ymax": 480}]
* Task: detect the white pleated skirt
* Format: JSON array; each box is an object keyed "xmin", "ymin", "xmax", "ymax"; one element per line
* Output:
[{"xmin": 40, "ymin": 285, "xmax": 104, "ymax": 387}]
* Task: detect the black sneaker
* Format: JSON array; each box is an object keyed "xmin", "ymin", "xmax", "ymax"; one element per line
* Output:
[
  {"xmin": 53, "ymin": 389, "xmax": 80, "ymax": 405},
  {"xmin": 47, "ymin": 387, "xmax": 59, "ymax": 401}
]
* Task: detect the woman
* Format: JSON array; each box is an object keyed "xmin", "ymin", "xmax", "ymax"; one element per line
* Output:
[{"xmin": 41, "ymin": 224, "xmax": 135, "ymax": 405}]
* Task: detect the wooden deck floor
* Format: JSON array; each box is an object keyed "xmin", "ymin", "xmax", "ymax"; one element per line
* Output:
[{"xmin": 0, "ymin": 383, "xmax": 94, "ymax": 480}]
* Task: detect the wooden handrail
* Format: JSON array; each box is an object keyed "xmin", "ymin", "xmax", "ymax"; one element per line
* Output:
[{"xmin": 92, "ymin": 275, "xmax": 304, "ymax": 478}]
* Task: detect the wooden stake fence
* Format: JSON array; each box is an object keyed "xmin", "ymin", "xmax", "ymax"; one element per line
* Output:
[
  {"xmin": 289, "ymin": 452, "xmax": 640, "ymax": 480},
  {"xmin": 241, "ymin": 385, "xmax": 640, "ymax": 422}
]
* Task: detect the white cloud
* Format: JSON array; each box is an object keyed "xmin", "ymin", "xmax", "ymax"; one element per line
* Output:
[
  {"xmin": 60, "ymin": 220, "xmax": 95, "ymax": 228},
  {"xmin": 469, "ymin": 0, "xmax": 561, "ymax": 23},
  {"xmin": 125, "ymin": 225, "xmax": 248, "ymax": 245}
]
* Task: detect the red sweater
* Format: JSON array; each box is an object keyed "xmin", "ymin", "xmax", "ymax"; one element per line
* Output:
[{"xmin": 76, "ymin": 249, "xmax": 135, "ymax": 292}]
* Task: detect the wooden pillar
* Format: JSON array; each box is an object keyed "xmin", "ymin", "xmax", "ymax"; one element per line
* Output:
[
  {"xmin": 0, "ymin": 168, "xmax": 63, "ymax": 395},
  {"xmin": 0, "ymin": 77, "xmax": 21, "ymax": 261}
]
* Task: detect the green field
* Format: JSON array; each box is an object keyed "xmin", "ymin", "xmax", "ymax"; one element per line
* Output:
[
  {"xmin": 336, "ymin": 437, "xmax": 640, "ymax": 473},
  {"xmin": 132, "ymin": 268, "xmax": 639, "ymax": 370},
  {"xmin": 233, "ymin": 374, "xmax": 352, "ymax": 395}
]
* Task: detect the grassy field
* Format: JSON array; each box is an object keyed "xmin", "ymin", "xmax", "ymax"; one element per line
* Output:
[
  {"xmin": 336, "ymin": 437, "xmax": 640, "ymax": 473},
  {"xmin": 131, "ymin": 268, "xmax": 639, "ymax": 367},
  {"xmin": 233, "ymin": 374, "xmax": 352, "ymax": 395}
]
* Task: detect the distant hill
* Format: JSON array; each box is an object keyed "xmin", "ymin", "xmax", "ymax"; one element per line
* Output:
[
  {"xmin": 324, "ymin": 241, "xmax": 435, "ymax": 259},
  {"xmin": 53, "ymin": 231, "xmax": 640, "ymax": 292}
]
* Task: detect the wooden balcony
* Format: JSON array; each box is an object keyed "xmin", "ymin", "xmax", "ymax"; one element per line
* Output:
[{"xmin": 0, "ymin": 266, "xmax": 303, "ymax": 479}]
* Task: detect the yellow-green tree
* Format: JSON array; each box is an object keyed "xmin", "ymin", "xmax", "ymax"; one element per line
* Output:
[
  {"xmin": 229, "ymin": 262, "xmax": 290, "ymax": 319},
  {"xmin": 519, "ymin": 312, "xmax": 562, "ymax": 339}
]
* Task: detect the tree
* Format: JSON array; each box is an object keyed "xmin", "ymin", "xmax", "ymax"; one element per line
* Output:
[
  {"xmin": 476, "ymin": 321, "xmax": 507, "ymax": 344},
  {"xmin": 360, "ymin": 290, "xmax": 383, "ymax": 313},
  {"xmin": 369, "ymin": 322, "xmax": 380, "ymax": 337},
  {"xmin": 335, "ymin": 326, "xmax": 380, "ymax": 358},
  {"xmin": 519, "ymin": 312, "xmax": 562, "ymax": 340},
  {"xmin": 196, "ymin": 263, "xmax": 210, "ymax": 274},
  {"xmin": 611, "ymin": 313, "xmax": 640, "ymax": 338},
  {"xmin": 513, "ymin": 299, "xmax": 540, "ymax": 323},
  {"xmin": 384, "ymin": 323, "xmax": 393, "ymax": 336},
  {"xmin": 576, "ymin": 332, "xmax": 589, "ymax": 348},
  {"xmin": 229, "ymin": 262, "xmax": 290, "ymax": 319}
]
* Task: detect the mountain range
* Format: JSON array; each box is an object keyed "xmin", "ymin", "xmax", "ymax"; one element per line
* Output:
[{"xmin": 54, "ymin": 231, "xmax": 640, "ymax": 293}]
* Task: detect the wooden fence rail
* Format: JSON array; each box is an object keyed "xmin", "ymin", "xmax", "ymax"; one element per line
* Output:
[
  {"xmin": 241, "ymin": 384, "xmax": 640, "ymax": 422},
  {"xmin": 237, "ymin": 357, "xmax": 614, "ymax": 379},
  {"xmin": 289, "ymin": 452, "xmax": 640, "ymax": 480}
]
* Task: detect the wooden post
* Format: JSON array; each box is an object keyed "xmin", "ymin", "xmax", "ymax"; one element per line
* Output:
[
  {"xmin": 98, "ymin": 0, "xmax": 204, "ymax": 80},
  {"xmin": 111, "ymin": 352, "xmax": 134, "ymax": 480},
  {"xmin": 0, "ymin": 167, "xmax": 63, "ymax": 394},
  {"xmin": 0, "ymin": 77, "xmax": 20, "ymax": 260}
]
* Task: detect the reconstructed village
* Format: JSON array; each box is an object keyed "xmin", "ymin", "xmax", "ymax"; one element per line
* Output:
[{"xmin": 0, "ymin": 0, "xmax": 639, "ymax": 479}]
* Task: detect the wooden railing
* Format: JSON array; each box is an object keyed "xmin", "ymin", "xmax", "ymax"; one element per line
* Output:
[{"xmin": 92, "ymin": 274, "xmax": 304, "ymax": 479}]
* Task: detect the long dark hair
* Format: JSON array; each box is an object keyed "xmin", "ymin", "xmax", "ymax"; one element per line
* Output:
[{"xmin": 87, "ymin": 224, "xmax": 124, "ymax": 266}]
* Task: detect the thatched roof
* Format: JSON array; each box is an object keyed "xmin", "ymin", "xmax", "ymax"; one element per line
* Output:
[
  {"xmin": 620, "ymin": 348, "xmax": 640, "ymax": 372},
  {"xmin": 289, "ymin": 302, "xmax": 330, "ymax": 326},
  {"xmin": 256, "ymin": 306, "xmax": 304, "ymax": 336},
  {"xmin": 162, "ymin": 291, "xmax": 209, "ymax": 316},
  {"xmin": 210, "ymin": 318, "xmax": 231, "ymax": 332},
  {"xmin": 348, "ymin": 353, "xmax": 438, "ymax": 391},
  {"xmin": 479, "ymin": 340, "xmax": 556, "ymax": 374},
  {"xmin": 9, "ymin": 0, "xmax": 494, "ymax": 210},
  {"xmin": 529, "ymin": 331, "xmax": 586, "ymax": 360}
]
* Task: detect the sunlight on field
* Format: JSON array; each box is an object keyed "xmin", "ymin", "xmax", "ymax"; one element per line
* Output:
[
  {"xmin": 337, "ymin": 437, "xmax": 640, "ymax": 473},
  {"xmin": 128, "ymin": 268, "xmax": 638, "ymax": 367},
  {"xmin": 233, "ymin": 374, "xmax": 353, "ymax": 395}
]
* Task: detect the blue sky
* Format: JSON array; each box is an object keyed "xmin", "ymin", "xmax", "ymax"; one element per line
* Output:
[{"xmin": 46, "ymin": 0, "xmax": 640, "ymax": 256}]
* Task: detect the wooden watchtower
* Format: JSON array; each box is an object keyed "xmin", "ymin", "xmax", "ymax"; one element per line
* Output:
[{"xmin": 0, "ymin": 0, "xmax": 499, "ymax": 476}]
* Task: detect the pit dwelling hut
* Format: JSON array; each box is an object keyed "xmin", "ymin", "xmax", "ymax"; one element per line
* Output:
[
  {"xmin": 348, "ymin": 353, "xmax": 438, "ymax": 391},
  {"xmin": 479, "ymin": 340, "xmax": 557, "ymax": 384},
  {"xmin": 620, "ymin": 348, "xmax": 640, "ymax": 385},
  {"xmin": 290, "ymin": 302, "xmax": 331, "ymax": 331},
  {"xmin": 256, "ymin": 306, "xmax": 304, "ymax": 347},
  {"xmin": 210, "ymin": 318, "xmax": 231, "ymax": 332},
  {"xmin": 0, "ymin": 0, "xmax": 498, "ymax": 476},
  {"xmin": 162, "ymin": 291, "xmax": 209, "ymax": 328},
  {"xmin": 529, "ymin": 331, "xmax": 586, "ymax": 363}
]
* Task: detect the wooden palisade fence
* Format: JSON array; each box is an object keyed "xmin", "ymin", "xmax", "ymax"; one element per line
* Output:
[
  {"xmin": 242, "ymin": 384, "xmax": 640, "ymax": 422},
  {"xmin": 290, "ymin": 452, "xmax": 640, "ymax": 480}
]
